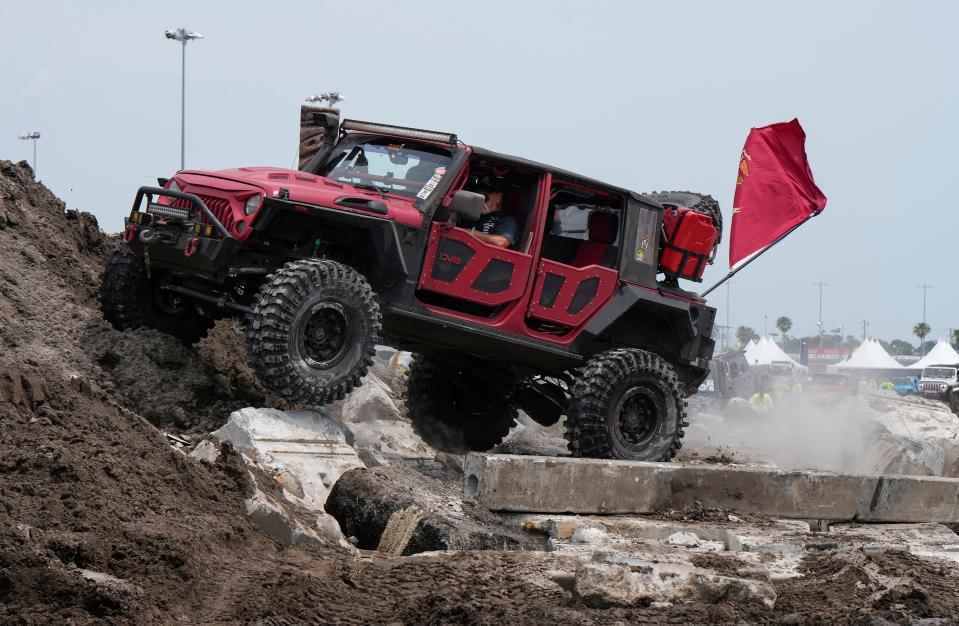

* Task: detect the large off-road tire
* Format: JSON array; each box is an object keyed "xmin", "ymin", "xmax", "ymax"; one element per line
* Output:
[
  {"xmin": 100, "ymin": 242, "xmax": 214, "ymax": 344},
  {"xmin": 643, "ymin": 190, "xmax": 723, "ymax": 244},
  {"xmin": 405, "ymin": 354, "xmax": 518, "ymax": 453},
  {"xmin": 247, "ymin": 259, "xmax": 380, "ymax": 405},
  {"xmin": 564, "ymin": 348, "xmax": 687, "ymax": 461}
]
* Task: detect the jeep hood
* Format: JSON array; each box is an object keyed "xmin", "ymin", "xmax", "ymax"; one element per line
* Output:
[{"xmin": 176, "ymin": 166, "xmax": 424, "ymax": 227}]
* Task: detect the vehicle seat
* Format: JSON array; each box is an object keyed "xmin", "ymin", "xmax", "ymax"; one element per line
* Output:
[
  {"xmin": 402, "ymin": 161, "xmax": 436, "ymax": 191},
  {"xmin": 570, "ymin": 211, "xmax": 619, "ymax": 268},
  {"xmin": 502, "ymin": 185, "xmax": 532, "ymax": 251}
]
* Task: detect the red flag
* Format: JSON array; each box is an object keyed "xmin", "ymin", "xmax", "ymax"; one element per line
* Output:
[{"xmin": 729, "ymin": 119, "xmax": 826, "ymax": 269}]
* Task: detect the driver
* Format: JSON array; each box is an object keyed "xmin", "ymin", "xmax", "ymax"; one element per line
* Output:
[{"xmin": 463, "ymin": 175, "xmax": 519, "ymax": 249}]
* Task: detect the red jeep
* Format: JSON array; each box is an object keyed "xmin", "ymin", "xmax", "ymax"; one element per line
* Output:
[{"xmin": 102, "ymin": 115, "xmax": 721, "ymax": 461}]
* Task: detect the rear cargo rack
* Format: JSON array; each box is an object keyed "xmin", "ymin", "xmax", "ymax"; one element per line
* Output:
[{"xmin": 133, "ymin": 186, "xmax": 233, "ymax": 239}]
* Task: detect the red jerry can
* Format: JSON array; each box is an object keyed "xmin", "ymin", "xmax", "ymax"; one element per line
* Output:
[{"xmin": 659, "ymin": 208, "xmax": 718, "ymax": 282}]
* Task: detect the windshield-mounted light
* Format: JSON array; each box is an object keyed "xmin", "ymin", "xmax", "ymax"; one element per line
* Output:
[
  {"xmin": 244, "ymin": 194, "xmax": 263, "ymax": 215},
  {"xmin": 341, "ymin": 119, "xmax": 457, "ymax": 145}
]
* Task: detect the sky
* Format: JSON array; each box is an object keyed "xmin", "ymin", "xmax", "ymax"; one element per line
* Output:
[{"xmin": 2, "ymin": 1, "xmax": 957, "ymax": 346}]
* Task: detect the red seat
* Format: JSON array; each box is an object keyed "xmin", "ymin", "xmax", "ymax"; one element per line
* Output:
[{"xmin": 571, "ymin": 211, "xmax": 618, "ymax": 268}]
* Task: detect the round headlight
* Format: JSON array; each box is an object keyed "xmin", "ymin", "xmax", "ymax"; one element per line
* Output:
[
  {"xmin": 941, "ymin": 384, "xmax": 948, "ymax": 391},
  {"xmin": 168, "ymin": 179, "xmax": 181, "ymax": 193},
  {"xmin": 244, "ymin": 195, "xmax": 262, "ymax": 215}
]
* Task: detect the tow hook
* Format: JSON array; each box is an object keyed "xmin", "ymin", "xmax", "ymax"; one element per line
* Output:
[
  {"xmin": 184, "ymin": 237, "xmax": 199, "ymax": 257},
  {"xmin": 139, "ymin": 228, "xmax": 155, "ymax": 243},
  {"xmin": 123, "ymin": 223, "xmax": 139, "ymax": 244}
]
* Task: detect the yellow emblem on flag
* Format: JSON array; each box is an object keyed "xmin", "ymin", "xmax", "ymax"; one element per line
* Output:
[{"xmin": 737, "ymin": 150, "xmax": 751, "ymax": 185}]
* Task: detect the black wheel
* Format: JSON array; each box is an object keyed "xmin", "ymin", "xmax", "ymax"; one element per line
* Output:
[
  {"xmin": 642, "ymin": 190, "xmax": 723, "ymax": 244},
  {"xmin": 565, "ymin": 348, "xmax": 687, "ymax": 461},
  {"xmin": 247, "ymin": 259, "xmax": 380, "ymax": 405},
  {"xmin": 405, "ymin": 354, "xmax": 517, "ymax": 453},
  {"xmin": 100, "ymin": 242, "xmax": 213, "ymax": 344}
]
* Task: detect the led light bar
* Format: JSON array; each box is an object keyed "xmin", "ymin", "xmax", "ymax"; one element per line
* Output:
[
  {"xmin": 146, "ymin": 203, "xmax": 191, "ymax": 220},
  {"xmin": 341, "ymin": 119, "xmax": 457, "ymax": 145}
]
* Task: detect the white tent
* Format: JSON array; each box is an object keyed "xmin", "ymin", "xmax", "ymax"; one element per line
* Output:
[
  {"xmin": 833, "ymin": 339, "xmax": 902, "ymax": 369},
  {"xmin": 910, "ymin": 340, "xmax": 959, "ymax": 370},
  {"xmin": 744, "ymin": 336, "xmax": 804, "ymax": 368},
  {"xmin": 744, "ymin": 338, "xmax": 757, "ymax": 352}
]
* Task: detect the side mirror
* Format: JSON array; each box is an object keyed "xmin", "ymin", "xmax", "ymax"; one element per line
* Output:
[{"xmin": 449, "ymin": 190, "xmax": 485, "ymax": 222}]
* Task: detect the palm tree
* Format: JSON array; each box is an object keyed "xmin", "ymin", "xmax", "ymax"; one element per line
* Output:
[
  {"xmin": 736, "ymin": 326, "xmax": 758, "ymax": 347},
  {"xmin": 914, "ymin": 322, "xmax": 931, "ymax": 354},
  {"xmin": 776, "ymin": 316, "xmax": 792, "ymax": 340}
]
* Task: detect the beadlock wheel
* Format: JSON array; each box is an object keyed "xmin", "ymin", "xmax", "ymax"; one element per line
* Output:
[{"xmin": 247, "ymin": 259, "xmax": 380, "ymax": 405}]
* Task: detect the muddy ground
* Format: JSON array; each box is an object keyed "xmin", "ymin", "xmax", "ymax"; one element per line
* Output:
[{"xmin": 2, "ymin": 159, "xmax": 959, "ymax": 624}]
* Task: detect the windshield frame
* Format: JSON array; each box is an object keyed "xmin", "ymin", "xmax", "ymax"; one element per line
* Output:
[
  {"xmin": 922, "ymin": 367, "xmax": 957, "ymax": 380},
  {"xmin": 317, "ymin": 133, "xmax": 455, "ymax": 202}
]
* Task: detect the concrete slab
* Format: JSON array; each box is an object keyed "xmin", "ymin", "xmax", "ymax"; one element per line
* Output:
[{"xmin": 464, "ymin": 453, "xmax": 959, "ymax": 523}]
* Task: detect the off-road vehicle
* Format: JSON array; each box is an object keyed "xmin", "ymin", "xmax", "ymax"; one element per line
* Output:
[{"xmin": 102, "ymin": 113, "xmax": 721, "ymax": 461}]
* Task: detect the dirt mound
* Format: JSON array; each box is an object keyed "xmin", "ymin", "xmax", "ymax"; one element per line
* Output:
[{"xmin": 0, "ymin": 161, "xmax": 297, "ymax": 623}]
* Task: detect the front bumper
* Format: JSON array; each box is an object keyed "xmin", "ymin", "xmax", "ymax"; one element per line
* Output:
[{"xmin": 124, "ymin": 186, "xmax": 241, "ymax": 279}]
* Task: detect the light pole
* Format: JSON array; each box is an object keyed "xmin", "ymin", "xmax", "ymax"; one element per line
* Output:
[
  {"xmin": 860, "ymin": 320, "xmax": 868, "ymax": 341},
  {"xmin": 917, "ymin": 283, "xmax": 933, "ymax": 355},
  {"xmin": 165, "ymin": 27, "xmax": 204, "ymax": 171},
  {"xmin": 17, "ymin": 132, "xmax": 40, "ymax": 178},
  {"xmin": 814, "ymin": 281, "xmax": 829, "ymax": 348},
  {"xmin": 306, "ymin": 92, "xmax": 345, "ymax": 107}
]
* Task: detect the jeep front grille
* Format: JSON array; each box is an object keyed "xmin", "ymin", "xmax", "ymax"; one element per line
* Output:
[{"xmin": 170, "ymin": 194, "xmax": 235, "ymax": 234}]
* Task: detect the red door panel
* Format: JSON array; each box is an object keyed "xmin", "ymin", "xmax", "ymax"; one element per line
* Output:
[
  {"xmin": 419, "ymin": 223, "xmax": 532, "ymax": 306},
  {"xmin": 527, "ymin": 259, "xmax": 617, "ymax": 327}
]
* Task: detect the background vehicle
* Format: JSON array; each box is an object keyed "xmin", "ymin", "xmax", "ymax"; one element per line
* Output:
[
  {"xmin": 917, "ymin": 364, "xmax": 959, "ymax": 401},
  {"xmin": 808, "ymin": 372, "xmax": 855, "ymax": 402},
  {"xmin": 102, "ymin": 113, "xmax": 720, "ymax": 462},
  {"xmin": 891, "ymin": 376, "xmax": 918, "ymax": 396}
]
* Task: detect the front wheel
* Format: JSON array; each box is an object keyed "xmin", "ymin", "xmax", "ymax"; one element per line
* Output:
[
  {"xmin": 100, "ymin": 242, "xmax": 214, "ymax": 344},
  {"xmin": 247, "ymin": 259, "xmax": 381, "ymax": 405},
  {"xmin": 564, "ymin": 348, "xmax": 687, "ymax": 461}
]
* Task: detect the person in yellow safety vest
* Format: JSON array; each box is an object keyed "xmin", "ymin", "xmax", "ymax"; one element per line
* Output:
[
  {"xmin": 749, "ymin": 378, "xmax": 774, "ymax": 412},
  {"xmin": 879, "ymin": 380, "xmax": 894, "ymax": 391},
  {"xmin": 773, "ymin": 380, "xmax": 790, "ymax": 399},
  {"xmin": 790, "ymin": 380, "xmax": 803, "ymax": 394}
]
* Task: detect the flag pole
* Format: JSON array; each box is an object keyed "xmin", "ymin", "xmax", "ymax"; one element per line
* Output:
[{"xmin": 700, "ymin": 212, "xmax": 817, "ymax": 298}]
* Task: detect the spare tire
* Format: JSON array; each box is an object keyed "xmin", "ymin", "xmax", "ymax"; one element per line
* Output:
[{"xmin": 642, "ymin": 190, "xmax": 723, "ymax": 245}]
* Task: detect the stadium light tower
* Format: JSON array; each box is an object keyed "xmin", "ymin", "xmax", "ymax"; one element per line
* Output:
[
  {"xmin": 306, "ymin": 92, "xmax": 345, "ymax": 107},
  {"xmin": 17, "ymin": 132, "xmax": 40, "ymax": 178},
  {"xmin": 164, "ymin": 27, "xmax": 204, "ymax": 171}
]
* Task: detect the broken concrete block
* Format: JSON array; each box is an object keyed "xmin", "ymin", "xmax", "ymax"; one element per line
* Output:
[
  {"xmin": 189, "ymin": 439, "xmax": 220, "ymax": 464},
  {"xmin": 573, "ymin": 563, "xmax": 661, "ymax": 608},
  {"xmin": 340, "ymin": 373, "xmax": 402, "ymax": 423},
  {"xmin": 672, "ymin": 573, "xmax": 777, "ymax": 609},
  {"xmin": 573, "ymin": 563, "xmax": 777, "ymax": 609},
  {"xmin": 464, "ymin": 453, "xmax": 959, "ymax": 523},
  {"xmin": 864, "ymin": 433, "xmax": 944, "ymax": 476},
  {"xmin": 326, "ymin": 465, "xmax": 535, "ymax": 555},
  {"xmin": 667, "ymin": 531, "xmax": 701, "ymax": 547},
  {"xmin": 244, "ymin": 487, "xmax": 323, "ymax": 547},
  {"xmin": 345, "ymin": 419, "xmax": 434, "ymax": 467},
  {"xmin": 570, "ymin": 526, "xmax": 609, "ymax": 544},
  {"xmin": 211, "ymin": 407, "xmax": 363, "ymax": 508}
]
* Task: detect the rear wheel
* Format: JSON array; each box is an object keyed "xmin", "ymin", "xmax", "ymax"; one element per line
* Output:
[
  {"xmin": 100, "ymin": 243, "xmax": 213, "ymax": 344},
  {"xmin": 247, "ymin": 259, "xmax": 380, "ymax": 405},
  {"xmin": 406, "ymin": 354, "xmax": 517, "ymax": 453},
  {"xmin": 565, "ymin": 348, "xmax": 687, "ymax": 461},
  {"xmin": 642, "ymin": 190, "xmax": 723, "ymax": 244}
]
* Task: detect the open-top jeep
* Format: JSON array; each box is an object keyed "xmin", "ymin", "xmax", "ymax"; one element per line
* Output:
[{"xmin": 102, "ymin": 114, "xmax": 721, "ymax": 461}]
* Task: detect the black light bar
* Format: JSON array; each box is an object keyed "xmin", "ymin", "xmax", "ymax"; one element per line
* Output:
[
  {"xmin": 146, "ymin": 203, "xmax": 191, "ymax": 220},
  {"xmin": 341, "ymin": 119, "xmax": 457, "ymax": 145}
]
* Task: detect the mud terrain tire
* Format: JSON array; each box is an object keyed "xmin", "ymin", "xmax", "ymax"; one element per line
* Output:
[
  {"xmin": 565, "ymin": 348, "xmax": 687, "ymax": 461},
  {"xmin": 100, "ymin": 242, "xmax": 214, "ymax": 343},
  {"xmin": 248, "ymin": 259, "xmax": 380, "ymax": 405},
  {"xmin": 406, "ymin": 354, "xmax": 517, "ymax": 453},
  {"xmin": 643, "ymin": 190, "xmax": 723, "ymax": 244}
]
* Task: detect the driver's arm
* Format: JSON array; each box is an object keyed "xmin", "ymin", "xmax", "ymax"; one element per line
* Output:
[{"xmin": 471, "ymin": 231, "xmax": 511, "ymax": 248}]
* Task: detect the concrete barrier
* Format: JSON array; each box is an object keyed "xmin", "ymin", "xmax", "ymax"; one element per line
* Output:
[{"xmin": 463, "ymin": 454, "xmax": 959, "ymax": 523}]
